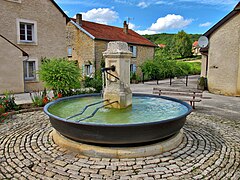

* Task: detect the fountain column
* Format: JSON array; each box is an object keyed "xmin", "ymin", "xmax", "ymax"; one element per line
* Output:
[{"xmin": 102, "ymin": 41, "xmax": 132, "ymax": 109}]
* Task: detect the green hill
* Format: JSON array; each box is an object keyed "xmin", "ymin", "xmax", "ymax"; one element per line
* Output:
[{"xmin": 143, "ymin": 33, "xmax": 202, "ymax": 45}]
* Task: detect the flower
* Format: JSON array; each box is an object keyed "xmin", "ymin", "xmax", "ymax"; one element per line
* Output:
[
  {"xmin": 2, "ymin": 112, "xmax": 8, "ymax": 116},
  {"xmin": 57, "ymin": 93, "xmax": 62, "ymax": 98},
  {"xmin": 43, "ymin": 96, "xmax": 49, "ymax": 105}
]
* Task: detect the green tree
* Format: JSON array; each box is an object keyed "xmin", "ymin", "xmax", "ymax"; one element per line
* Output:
[
  {"xmin": 38, "ymin": 58, "xmax": 81, "ymax": 96},
  {"xmin": 172, "ymin": 30, "xmax": 192, "ymax": 58}
]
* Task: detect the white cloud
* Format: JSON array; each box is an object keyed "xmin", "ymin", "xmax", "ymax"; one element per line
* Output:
[
  {"xmin": 128, "ymin": 22, "xmax": 136, "ymax": 29},
  {"xmin": 136, "ymin": 30, "xmax": 157, "ymax": 35},
  {"xmin": 135, "ymin": 14, "xmax": 192, "ymax": 35},
  {"xmin": 137, "ymin": 2, "xmax": 149, "ymax": 8},
  {"xmin": 113, "ymin": 0, "xmax": 237, "ymax": 6},
  {"xmin": 149, "ymin": 14, "xmax": 192, "ymax": 31},
  {"xmin": 80, "ymin": 8, "xmax": 119, "ymax": 24},
  {"xmin": 114, "ymin": 0, "xmax": 172, "ymax": 7},
  {"xmin": 199, "ymin": 22, "xmax": 212, "ymax": 27}
]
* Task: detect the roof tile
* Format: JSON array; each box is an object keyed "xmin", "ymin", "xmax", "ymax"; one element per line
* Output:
[{"xmin": 72, "ymin": 19, "xmax": 156, "ymax": 47}]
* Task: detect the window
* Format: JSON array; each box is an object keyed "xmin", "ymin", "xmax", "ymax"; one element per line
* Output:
[
  {"xmin": 24, "ymin": 61, "xmax": 36, "ymax": 80},
  {"xmin": 20, "ymin": 23, "xmax": 33, "ymax": 41},
  {"xmin": 17, "ymin": 19, "xmax": 37, "ymax": 44},
  {"xmin": 129, "ymin": 46, "xmax": 137, "ymax": 57},
  {"xmin": 68, "ymin": 47, "xmax": 72, "ymax": 57},
  {"xmin": 130, "ymin": 64, "xmax": 137, "ymax": 73},
  {"xmin": 82, "ymin": 64, "xmax": 93, "ymax": 76}
]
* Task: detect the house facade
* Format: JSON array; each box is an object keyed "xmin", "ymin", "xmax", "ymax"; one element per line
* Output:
[
  {"xmin": 0, "ymin": 0, "xmax": 69, "ymax": 94},
  {"xmin": 66, "ymin": 14, "xmax": 156, "ymax": 77},
  {"xmin": 200, "ymin": 2, "xmax": 240, "ymax": 96}
]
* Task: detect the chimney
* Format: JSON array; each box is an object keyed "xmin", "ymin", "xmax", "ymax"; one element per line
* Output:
[
  {"xmin": 123, "ymin": 21, "xmax": 128, "ymax": 34},
  {"xmin": 76, "ymin": 14, "xmax": 82, "ymax": 26}
]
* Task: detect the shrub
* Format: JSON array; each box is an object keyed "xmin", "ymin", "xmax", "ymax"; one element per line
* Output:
[
  {"xmin": 30, "ymin": 89, "xmax": 50, "ymax": 107},
  {"xmin": 0, "ymin": 91, "xmax": 19, "ymax": 122},
  {"xmin": 0, "ymin": 91, "xmax": 19, "ymax": 112},
  {"xmin": 140, "ymin": 59, "xmax": 201, "ymax": 81},
  {"xmin": 83, "ymin": 71, "xmax": 103, "ymax": 93},
  {"xmin": 38, "ymin": 58, "xmax": 81, "ymax": 97}
]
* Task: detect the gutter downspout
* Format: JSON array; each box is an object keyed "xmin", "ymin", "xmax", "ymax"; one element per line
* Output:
[{"xmin": 22, "ymin": 55, "xmax": 29, "ymax": 92}]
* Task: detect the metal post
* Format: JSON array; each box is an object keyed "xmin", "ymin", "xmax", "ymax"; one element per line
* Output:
[{"xmin": 186, "ymin": 75, "xmax": 188, "ymax": 86}]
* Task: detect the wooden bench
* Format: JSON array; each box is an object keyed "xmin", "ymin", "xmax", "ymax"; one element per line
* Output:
[{"xmin": 153, "ymin": 88, "xmax": 203, "ymax": 109}]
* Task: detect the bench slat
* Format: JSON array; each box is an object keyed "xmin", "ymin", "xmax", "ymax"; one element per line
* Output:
[
  {"xmin": 153, "ymin": 87, "xmax": 203, "ymax": 109},
  {"xmin": 153, "ymin": 91, "xmax": 202, "ymax": 97},
  {"xmin": 153, "ymin": 87, "xmax": 203, "ymax": 93}
]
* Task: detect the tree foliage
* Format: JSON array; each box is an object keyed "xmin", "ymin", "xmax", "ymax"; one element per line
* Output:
[
  {"xmin": 172, "ymin": 30, "xmax": 192, "ymax": 58},
  {"xmin": 143, "ymin": 33, "xmax": 201, "ymax": 46},
  {"xmin": 140, "ymin": 59, "xmax": 201, "ymax": 81},
  {"xmin": 38, "ymin": 58, "xmax": 81, "ymax": 96}
]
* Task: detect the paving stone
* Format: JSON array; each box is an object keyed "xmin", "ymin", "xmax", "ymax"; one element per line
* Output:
[{"xmin": 0, "ymin": 111, "xmax": 239, "ymax": 179}]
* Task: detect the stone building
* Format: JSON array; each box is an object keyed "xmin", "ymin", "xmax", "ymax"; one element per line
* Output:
[
  {"xmin": 66, "ymin": 14, "xmax": 156, "ymax": 77},
  {"xmin": 200, "ymin": 2, "xmax": 240, "ymax": 96},
  {"xmin": 0, "ymin": 0, "xmax": 69, "ymax": 94}
]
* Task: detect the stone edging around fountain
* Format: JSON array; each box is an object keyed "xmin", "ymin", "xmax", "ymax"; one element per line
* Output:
[{"xmin": 51, "ymin": 129, "xmax": 183, "ymax": 158}]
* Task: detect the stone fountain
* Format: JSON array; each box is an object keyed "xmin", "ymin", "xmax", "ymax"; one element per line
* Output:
[
  {"xmin": 44, "ymin": 41, "xmax": 192, "ymax": 158},
  {"xmin": 102, "ymin": 41, "xmax": 132, "ymax": 109}
]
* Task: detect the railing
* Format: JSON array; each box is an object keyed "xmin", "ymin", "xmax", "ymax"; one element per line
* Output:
[
  {"xmin": 75, "ymin": 101, "xmax": 118, "ymax": 122},
  {"xmin": 66, "ymin": 99, "xmax": 109, "ymax": 120}
]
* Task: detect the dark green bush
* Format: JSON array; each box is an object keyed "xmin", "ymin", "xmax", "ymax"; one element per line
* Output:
[
  {"xmin": 141, "ymin": 59, "xmax": 201, "ymax": 81},
  {"xmin": 38, "ymin": 58, "xmax": 81, "ymax": 96}
]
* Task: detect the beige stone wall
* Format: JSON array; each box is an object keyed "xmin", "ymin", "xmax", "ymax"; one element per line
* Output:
[
  {"xmin": 95, "ymin": 41, "xmax": 155, "ymax": 72},
  {"xmin": 0, "ymin": 0, "xmax": 67, "ymax": 92},
  {"xmin": 67, "ymin": 22, "xmax": 95, "ymax": 72},
  {"xmin": 133, "ymin": 45, "xmax": 155, "ymax": 66},
  {"xmin": 95, "ymin": 40, "xmax": 108, "ymax": 70},
  {"xmin": 0, "ymin": 38, "xmax": 24, "ymax": 94},
  {"xmin": 206, "ymin": 14, "xmax": 240, "ymax": 96},
  {"xmin": 201, "ymin": 55, "xmax": 207, "ymax": 77}
]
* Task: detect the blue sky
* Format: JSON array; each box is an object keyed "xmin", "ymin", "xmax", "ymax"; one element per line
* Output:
[{"xmin": 55, "ymin": 0, "xmax": 239, "ymax": 35}]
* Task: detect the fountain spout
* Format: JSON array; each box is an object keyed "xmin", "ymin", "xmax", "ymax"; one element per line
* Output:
[
  {"xmin": 102, "ymin": 41, "xmax": 132, "ymax": 109},
  {"xmin": 101, "ymin": 65, "xmax": 116, "ymax": 72}
]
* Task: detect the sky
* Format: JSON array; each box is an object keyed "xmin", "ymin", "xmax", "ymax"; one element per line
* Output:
[{"xmin": 55, "ymin": 0, "xmax": 239, "ymax": 35}]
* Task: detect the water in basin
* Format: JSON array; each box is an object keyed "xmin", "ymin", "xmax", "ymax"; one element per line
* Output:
[{"xmin": 48, "ymin": 96, "xmax": 189, "ymax": 125}]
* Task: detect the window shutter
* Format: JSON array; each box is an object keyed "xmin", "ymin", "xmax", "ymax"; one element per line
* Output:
[
  {"xmin": 133, "ymin": 46, "xmax": 137, "ymax": 57},
  {"xmin": 82, "ymin": 64, "xmax": 85, "ymax": 76},
  {"xmin": 133, "ymin": 64, "xmax": 137, "ymax": 72},
  {"xmin": 68, "ymin": 47, "xmax": 72, "ymax": 57},
  {"xmin": 90, "ymin": 65, "xmax": 93, "ymax": 74}
]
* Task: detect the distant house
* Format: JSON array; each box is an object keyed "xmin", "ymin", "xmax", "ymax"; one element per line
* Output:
[
  {"xmin": 192, "ymin": 41, "xmax": 201, "ymax": 56},
  {"xmin": 0, "ymin": 0, "xmax": 69, "ymax": 94},
  {"xmin": 158, "ymin": 44, "xmax": 166, "ymax": 48},
  {"xmin": 66, "ymin": 14, "xmax": 156, "ymax": 77},
  {"xmin": 200, "ymin": 2, "xmax": 240, "ymax": 96}
]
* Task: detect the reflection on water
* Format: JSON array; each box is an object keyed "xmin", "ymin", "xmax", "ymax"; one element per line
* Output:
[{"xmin": 48, "ymin": 96, "xmax": 188, "ymax": 125}]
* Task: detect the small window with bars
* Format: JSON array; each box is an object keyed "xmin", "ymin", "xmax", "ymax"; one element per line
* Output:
[{"xmin": 24, "ymin": 61, "xmax": 36, "ymax": 80}]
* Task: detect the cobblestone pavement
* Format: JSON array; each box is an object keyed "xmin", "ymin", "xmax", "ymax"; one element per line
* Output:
[{"xmin": 0, "ymin": 111, "xmax": 240, "ymax": 179}]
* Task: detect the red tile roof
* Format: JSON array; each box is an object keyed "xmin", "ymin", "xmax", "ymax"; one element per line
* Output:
[
  {"xmin": 158, "ymin": 44, "xmax": 166, "ymax": 48},
  {"xmin": 192, "ymin": 41, "xmax": 198, "ymax": 47},
  {"xmin": 72, "ymin": 19, "xmax": 156, "ymax": 47}
]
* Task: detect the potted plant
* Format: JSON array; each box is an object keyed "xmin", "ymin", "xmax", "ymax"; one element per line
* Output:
[{"xmin": 197, "ymin": 76, "xmax": 205, "ymax": 90}]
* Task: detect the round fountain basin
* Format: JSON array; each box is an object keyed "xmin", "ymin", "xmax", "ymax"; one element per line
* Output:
[{"xmin": 44, "ymin": 93, "xmax": 192, "ymax": 145}]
